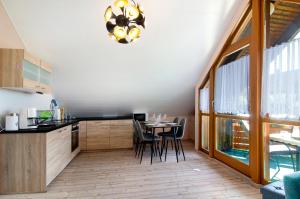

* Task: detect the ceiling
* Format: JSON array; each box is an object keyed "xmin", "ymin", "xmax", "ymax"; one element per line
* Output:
[{"xmin": 2, "ymin": 0, "xmax": 245, "ymax": 116}]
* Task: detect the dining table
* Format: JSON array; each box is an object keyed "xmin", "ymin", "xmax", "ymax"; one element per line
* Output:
[
  {"xmin": 142, "ymin": 121, "xmax": 181, "ymax": 164},
  {"xmin": 270, "ymin": 133, "xmax": 300, "ymax": 170}
]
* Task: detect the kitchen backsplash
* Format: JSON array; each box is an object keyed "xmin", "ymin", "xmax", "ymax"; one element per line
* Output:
[{"xmin": 0, "ymin": 89, "xmax": 52, "ymax": 127}]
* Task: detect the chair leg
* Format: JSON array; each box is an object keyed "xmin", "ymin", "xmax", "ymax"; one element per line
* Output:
[
  {"xmin": 135, "ymin": 141, "xmax": 140, "ymax": 157},
  {"xmin": 137, "ymin": 142, "xmax": 142, "ymax": 158},
  {"xmin": 160, "ymin": 137, "xmax": 165, "ymax": 157},
  {"xmin": 157, "ymin": 141, "xmax": 162, "ymax": 162},
  {"xmin": 140, "ymin": 142, "xmax": 146, "ymax": 164},
  {"xmin": 179, "ymin": 139, "xmax": 185, "ymax": 161},
  {"xmin": 171, "ymin": 140, "xmax": 173, "ymax": 150},
  {"xmin": 177, "ymin": 140, "xmax": 180, "ymax": 155},
  {"xmin": 165, "ymin": 140, "xmax": 169, "ymax": 161},
  {"xmin": 151, "ymin": 141, "xmax": 154, "ymax": 165}
]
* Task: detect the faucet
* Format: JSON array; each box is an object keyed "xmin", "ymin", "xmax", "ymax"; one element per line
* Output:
[{"xmin": 50, "ymin": 99, "xmax": 58, "ymax": 120}]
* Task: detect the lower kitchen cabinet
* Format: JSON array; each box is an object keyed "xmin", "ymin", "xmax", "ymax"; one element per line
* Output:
[
  {"xmin": 0, "ymin": 125, "xmax": 80, "ymax": 194},
  {"xmin": 79, "ymin": 121, "xmax": 87, "ymax": 151},
  {"xmin": 87, "ymin": 121, "xmax": 110, "ymax": 150},
  {"xmin": 46, "ymin": 125, "xmax": 74, "ymax": 185},
  {"xmin": 82, "ymin": 119, "xmax": 133, "ymax": 150}
]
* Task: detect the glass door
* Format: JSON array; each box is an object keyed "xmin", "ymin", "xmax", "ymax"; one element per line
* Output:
[{"xmin": 199, "ymin": 79, "xmax": 210, "ymax": 153}]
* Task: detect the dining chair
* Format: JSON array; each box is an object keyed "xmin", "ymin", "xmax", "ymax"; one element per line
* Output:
[
  {"xmin": 133, "ymin": 120, "xmax": 140, "ymax": 157},
  {"xmin": 136, "ymin": 121, "xmax": 161, "ymax": 164},
  {"xmin": 158, "ymin": 117, "xmax": 179, "ymax": 153},
  {"xmin": 160, "ymin": 118, "xmax": 187, "ymax": 161}
]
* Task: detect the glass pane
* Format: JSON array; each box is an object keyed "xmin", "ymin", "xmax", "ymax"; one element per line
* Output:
[
  {"xmin": 40, "ymin": 68, "xmax": 51, "ymax": 85},
  {"xmin": 263, "ymin": 123, "xmax": 300, "ymax": 182},
  {"xmin": 220, "ymin": 45, "xmax": 250, "ymax": 66},
  {"xmin": 216, "ymin": 117, "xmax": 250, "ymax": 165},
  {"xmin": 232, "ymin": 18, "xmax": 252, "ymax": 44},
  {"xmin": 201, "ymin": 115, "xmax": 209, "ymax": 151},
  {"xmin": 265, "ymin": 1, "xmax": 300, "ymax": 48},
  {"xmin": 23, "ymin": 60, "xmax": 39, "ymax": 81}
]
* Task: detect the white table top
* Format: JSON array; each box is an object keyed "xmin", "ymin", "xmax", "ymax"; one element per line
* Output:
[{"xmin": 270, "ymin": 133, "xmax": 300, "ymax": 147}]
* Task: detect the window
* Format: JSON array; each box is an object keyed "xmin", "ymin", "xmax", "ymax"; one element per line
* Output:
[
  {"xmin": 263, "ymin": 0, "xmax": 300, "ymax": 182},
  {"xmin": 216, "ymin": 117, "xmax": 250, "ymax": 165},
  {"xmin": 214, "ymin": 47, "xmax": 250, "ymax": 115},
  {"xmin": 200, "ymin": 80, "xmax": 210, "ymax": 152},
  {"xmin": 263, "ymin": 122, "xmax": 300, "ymax": 181},
  {"xmin": 201, "ymin": 115, "xmax": 209, "ymax": 151},
  {"xmin": 214, "ymin": 45, "xmax": 250, "ymax": 164}
]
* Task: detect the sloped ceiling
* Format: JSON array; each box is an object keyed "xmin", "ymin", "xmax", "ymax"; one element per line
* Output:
[{"xmin": 2, "ymin": 0, "xmax": 245, "ymax": 116}]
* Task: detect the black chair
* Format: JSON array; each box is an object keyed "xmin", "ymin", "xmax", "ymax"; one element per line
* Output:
[
  {"xmin": 159, "ymin": 118, "xmax": 187, "ymax": 161},
  {"xmin": 133, "ymin": 120, "xmax": 140, "ymax": 157},
  {"xmin": 158, "ymin": 117, "xmax": 179, "ymax": 151},
  {"xmin": 136, "ymin": 121, "xmax": 161, "ymax": 164}
]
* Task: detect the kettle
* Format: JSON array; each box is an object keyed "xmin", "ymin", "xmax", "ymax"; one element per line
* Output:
[{"xmin": 5, "ymin": 113, "xmax": 19, "ymax": 131}]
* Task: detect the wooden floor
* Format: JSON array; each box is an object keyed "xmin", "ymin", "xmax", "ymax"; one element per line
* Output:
[{"xmin": 0, "ymin": 141, "xmax": 261, "ymax": 199}]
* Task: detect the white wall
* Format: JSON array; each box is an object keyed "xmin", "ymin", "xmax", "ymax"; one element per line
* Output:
[
  {"xmin": 0, "ymin": 1, "xmax": 52, "ymax": 128},
  {"xmin": 0, "ymin": 89, "xmax": 52, "ymax": 126},
  {"xmin": 0, "ymin": 1, "xmax": 23, "ymax": 48},
  {"xmin": 2, "ymin": 0, "xmax": 245, "ymax": 117}
]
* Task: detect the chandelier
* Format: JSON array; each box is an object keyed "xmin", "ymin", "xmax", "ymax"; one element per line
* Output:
[{"xmin": 104, "ymin": 0, "xmax": 145, "ymax": 44}]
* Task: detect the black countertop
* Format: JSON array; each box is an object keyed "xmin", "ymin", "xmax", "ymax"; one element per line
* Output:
[
  {"xmin": 3, "ymin": 120, "xmax": 79, "ymax": 134},
  {"xmin": 76, "ymin": 115, "xmax": 133, "ymax": 121},
  {"xmin": 2, "ymin": 115, "xmax": 133, "ymax": 134}
]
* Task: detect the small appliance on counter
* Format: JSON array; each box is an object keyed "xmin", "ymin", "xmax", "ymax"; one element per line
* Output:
[
  {"xmin": 19, "ymin": 108, "xmax": 38, "ymax": 129},
  {"xmin": 5, "ymin": 113, "xmax": 19, "ymax": 131}
]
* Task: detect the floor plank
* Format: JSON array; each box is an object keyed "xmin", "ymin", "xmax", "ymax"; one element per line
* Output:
[{"xmin": 0, "ymin": 142, "xmax": 261, "ymax": 199}]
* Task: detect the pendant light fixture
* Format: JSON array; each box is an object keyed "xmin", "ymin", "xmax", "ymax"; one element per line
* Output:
[{"xmin": 104, "ymin": 0, "xmax": 145, "ymax": 44}]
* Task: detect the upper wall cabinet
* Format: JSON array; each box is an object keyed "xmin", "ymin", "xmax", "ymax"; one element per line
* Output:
[{"xmin": 0, "ymin": 49, "xmax": 52, "ymax": 94}]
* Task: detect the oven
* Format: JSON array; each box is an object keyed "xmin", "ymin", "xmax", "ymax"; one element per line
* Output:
[{"xmin": 71, "ymin": 122, "xmax": 79, "ymax": 152}]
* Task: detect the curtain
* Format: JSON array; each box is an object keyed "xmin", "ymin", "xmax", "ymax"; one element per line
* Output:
[
  {"xmin": 200, "ymin": 88, "xmax": 209, "ymax": 113},
  {"xmin": 214, "ymin": 55, "xmax": 250, "ymax": 114},
  {"xmin": 262, "ymin": 39, "xmax": 300, "ymax": 120}
]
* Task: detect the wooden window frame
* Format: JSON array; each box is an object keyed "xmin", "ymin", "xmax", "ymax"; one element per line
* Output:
[{"xmin": 197, "ymin": 0, "xmax": 300, "ymax": 184}]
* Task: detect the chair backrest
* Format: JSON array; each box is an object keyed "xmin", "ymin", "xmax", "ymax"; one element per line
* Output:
[
  {"xmin": 133, "ymin": 120, "xmax": 138, "ymax": 137},
  {"xmin": 173, "ymin": 117, "xmax": 179, "ymax": 124},
  {"xmin": 136, "ymin": 121, "xmax": 146, "ymax": 141},
  {"xmin": 176, "ymin": 118, "xmax": 187, "ymax": 139}
]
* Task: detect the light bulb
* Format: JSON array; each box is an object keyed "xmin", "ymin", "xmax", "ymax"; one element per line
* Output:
[
  {"xmin": 113, "ymin": 26, "xmax": 127, "ymax": 39},
  {"xmin": 128, "ymin": 27, "xmax": 140, "ymax": 40},
  {"xmin": 127, "ymin": 5, "xmax": 140, "ymax": 19},
  {"xmin": 114, "ymin": 0, "xmax": 128, "ymax": 8},
  {"xmin": 104, "ymin": 6, "xmax": 113, "ymax": 22}
]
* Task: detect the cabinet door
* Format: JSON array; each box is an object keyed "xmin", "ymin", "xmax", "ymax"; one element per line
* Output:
[
  {"xmin": 87, "ymin": 121, "xmax": 110, "ymax": 150},
  {"xmin": 46, "ymin": 128, "xmax": 64, "ymax": 185},
  {"xmin": 110, "ymin": 120, "xmax": 133, "ymax": 149},
  {"xmin": 23, "ymin": 59, "xmax": 40, "ymax": 82},
  {"xmin": 79, "ymin": 121, "xmax": 87, "ymax": 151},
  {"xmin": 38, "ymin": 62, "xmax": 52, "ymax": 93},
  {"xmin": 46, "ymin": 126, "xmax": 71, "ymax": 186}
]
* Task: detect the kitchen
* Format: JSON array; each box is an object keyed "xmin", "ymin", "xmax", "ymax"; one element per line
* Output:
[{"xmin": 0, "ymin": 0, "xmax": 266, "ymax": 198}]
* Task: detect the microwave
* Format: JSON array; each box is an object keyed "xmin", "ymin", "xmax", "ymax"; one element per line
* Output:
[{"xmin": 133, "ymin": 113, "xmax": 148, "ymax": 121}]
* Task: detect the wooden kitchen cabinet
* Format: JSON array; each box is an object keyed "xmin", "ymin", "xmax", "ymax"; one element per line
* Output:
[
  {"xmin": 46, "ymin": 126, "xmax": 72, "ymax": 185},
  {"xmin": 85, "ymin": 120, "xmax": 133, "ymax": 150},
  {"xmin": 0, "ymin": 48, "xmax": 52, "ymax": 94},
  {"xmin": 0, "ymin": 125, "xmax": 79, "ymax": 194},
  {"xmin": 110, "ymin": 120, "xmax": 133, "ymax": 149},
  {"xmin": 79, "ymin": 121, "xmax": 87, "ymax": 151},
  {"xmin": 87, "ymin": 121, "xmax": 110, "ymax": 150}
]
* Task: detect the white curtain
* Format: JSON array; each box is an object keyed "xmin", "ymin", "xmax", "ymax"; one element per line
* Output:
[
  {"xmin": 200, "ymin": 88, "xmax": 209, "ymax": 113},
  {"xmin": 262, "ymin": 39, "xmax": 300, "ymax": 120},
  {"xmin": 214, "ymin": 55, "xmax": 250, "ymax": 114}
]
